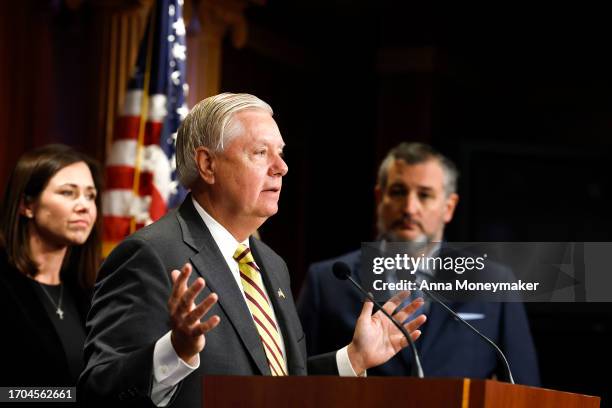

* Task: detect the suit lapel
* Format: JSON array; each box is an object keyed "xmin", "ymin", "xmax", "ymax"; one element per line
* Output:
[
  {"xmin": 176, "ymin": 198, "xmax": 270, "ymax": 375},
  {"xmin": 416, "ymin": 261, "xmax": 459, "ymax": 358},
  {"xmin": 415, "ymin": 302, "xmax": 450, "ymax": 357},
  {"xmin": 250, "ymin": 239, "xmax": 305, "ymax": 375}
]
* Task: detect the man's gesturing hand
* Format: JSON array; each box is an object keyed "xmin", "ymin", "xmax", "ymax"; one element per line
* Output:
[
  {"xmin": 347, "ymin": 291, "xmax": 427, "ymax": 375},
  {"xmin": 168, "ymin": 263, "xmax": 220, "ymax": 365}
]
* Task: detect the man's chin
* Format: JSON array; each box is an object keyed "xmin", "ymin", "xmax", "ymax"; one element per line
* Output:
[
  {"xmin": 390, "ymin": 230, "xmax": 428, "ymax": 244},
  {"xmin": 256, "ymin": 204, "xmax": 278, "ymax": 218}
]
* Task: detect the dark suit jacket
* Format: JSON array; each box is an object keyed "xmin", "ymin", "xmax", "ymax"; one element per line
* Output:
[
  {"xmin": 79, "ymin": 197, "xmax": 335, "ymax": 407},
  {"xmin": 0, "ymin": 251, "xmax": 89, "ymax": 388},
  {"xmin": 297, "ymin": 249, "xmax": 541, "ymax": 386}
]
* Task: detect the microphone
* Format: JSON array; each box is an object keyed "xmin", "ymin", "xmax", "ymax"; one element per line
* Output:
[
  {"xmin": 416, "ymin": 281, "xmax": 515, "ymax": 384},
  {"xmin": 332, "ymin": 261, "xmax": 425, "ymax": 378}
]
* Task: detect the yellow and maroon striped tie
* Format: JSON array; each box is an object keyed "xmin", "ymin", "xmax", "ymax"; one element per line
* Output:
[{"xmin": 233, "ymin": 244, "xmax": 287, "ymax": 376}]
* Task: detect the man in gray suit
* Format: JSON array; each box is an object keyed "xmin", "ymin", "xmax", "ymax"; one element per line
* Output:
[{"xmin": 79, "ymin": 93, "xmax": 426, "ymax": 407}]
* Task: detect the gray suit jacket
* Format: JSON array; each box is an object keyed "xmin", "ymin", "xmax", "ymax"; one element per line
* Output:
[{"xmin": 79, "ymin": 196, "xmax": 335, "ymax": 407}]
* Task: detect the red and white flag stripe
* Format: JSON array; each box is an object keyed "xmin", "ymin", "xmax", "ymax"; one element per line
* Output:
[{"xmin": 102, "ymin": 90, "xmax": 174, "ymax": 255}]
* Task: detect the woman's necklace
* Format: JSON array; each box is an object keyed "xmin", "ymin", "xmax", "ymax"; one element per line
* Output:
[{"xmin": 38, "ymin": 282, "xmax": 64, "ymax": 320}]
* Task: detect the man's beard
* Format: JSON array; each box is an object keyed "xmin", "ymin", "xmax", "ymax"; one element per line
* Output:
[
  {"xmin": 376, "ymin": 212, "xmax": 439, "ymax": 259},
  {"xmin": 380, "ymin": 229, "xmax": 429, "ymax": 244},
  {"xmin": 376, "ymin": 212, "xmax": 431, "ymax": 244}
]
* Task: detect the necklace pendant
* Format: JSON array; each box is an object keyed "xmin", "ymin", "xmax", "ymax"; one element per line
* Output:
[{"xmin": 57, "ymin": 308, "xmax": 64, "ymax": 320}]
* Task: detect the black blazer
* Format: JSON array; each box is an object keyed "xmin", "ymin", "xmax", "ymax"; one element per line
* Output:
[
  {"xmin": 79, "ymin": 196, "xmax": 336, "ymax": 408},
  {"xmin": 0, "ymin": 252, "xmax": 89, "ymax": 387}
]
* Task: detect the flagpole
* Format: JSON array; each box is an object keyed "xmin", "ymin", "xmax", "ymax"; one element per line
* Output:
[{"xmin": 131, "ymin": 3, "xmax": 157, "ymax": 234}]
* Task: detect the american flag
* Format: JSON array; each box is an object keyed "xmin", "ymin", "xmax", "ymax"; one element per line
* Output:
[{"xmin": 102, "ymin": 0, "xmax": 189, "ymax": 257}]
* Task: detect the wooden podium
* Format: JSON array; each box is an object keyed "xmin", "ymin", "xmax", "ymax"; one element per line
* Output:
[{"xmin": 202, "ymin": 376, "xmax": 600, "ymax": 407}]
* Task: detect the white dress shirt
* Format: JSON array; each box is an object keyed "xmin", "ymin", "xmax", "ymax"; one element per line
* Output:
[{"xmin": 150, "ymin": 197, "xmax": 360, "ymax": 406}]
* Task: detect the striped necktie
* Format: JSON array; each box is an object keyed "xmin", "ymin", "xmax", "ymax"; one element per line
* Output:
[{"xmin": 233, "ymin": 243, "xmax": 287, "ymax": 376}]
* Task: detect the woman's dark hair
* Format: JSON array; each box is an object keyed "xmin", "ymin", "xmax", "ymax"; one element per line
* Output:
[{"xmin": 0, "ymin": 144, "xmax": 103, "ymax": 289}]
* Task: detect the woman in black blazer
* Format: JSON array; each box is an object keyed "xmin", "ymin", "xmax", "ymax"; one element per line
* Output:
[{"xmin": 0, "ymin": 144, "xmax": 102, "ymax": 390}]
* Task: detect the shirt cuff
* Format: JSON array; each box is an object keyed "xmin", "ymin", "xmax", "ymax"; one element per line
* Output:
[
  {"xmin": 336, "ymin": 345, "xmax": 367, "ymax": 377},
  {"xmin": 151, "ymin": 331, "xmax": 200, "ymax": 406}
]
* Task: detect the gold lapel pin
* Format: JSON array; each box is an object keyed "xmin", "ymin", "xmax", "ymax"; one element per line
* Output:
[{"xmin": 277, "ymin": 288, "xmax": 286, "ymax": 299}]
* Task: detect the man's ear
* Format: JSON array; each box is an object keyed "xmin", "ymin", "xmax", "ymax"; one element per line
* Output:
[
  {"xmin": 444, "ymin": 193, "xmax": 459, "ymax": 223},
  {"xmin": 195, "ymin": 147, "xmax": 216, "ymax": 185},
  {"xmin": 374, "ymin": 185, "xmax": 383, "ymax": 206}
]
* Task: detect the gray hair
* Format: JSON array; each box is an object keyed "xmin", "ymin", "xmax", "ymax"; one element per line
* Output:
[
  {"xmin": 176, "ymin": 92, "xmax": 273, "ymax": 187},
  {"xmin": 377, "ymin": 142, "xmax": 459, "ymax": 196}
]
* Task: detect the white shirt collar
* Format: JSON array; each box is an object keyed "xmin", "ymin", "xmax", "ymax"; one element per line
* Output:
[{"xmin": 191, "ymin": 196, "xmax": 249, "ymax": 260}]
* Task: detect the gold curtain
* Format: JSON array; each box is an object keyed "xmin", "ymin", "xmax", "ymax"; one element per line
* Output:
[{"xmin": 89, "ymin": 0, "xmax": 153, "ymax": 158}]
